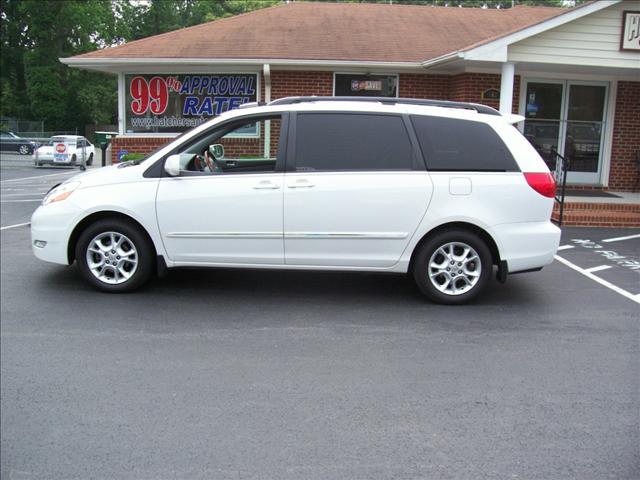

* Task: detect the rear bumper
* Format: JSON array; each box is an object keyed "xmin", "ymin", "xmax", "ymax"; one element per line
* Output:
[
  {"xmin": 492, "ymin": 221, "xmax": 561, "ymax": 273},
  {"xmin": 35, "ymin": 157, "xmax": 75, "ymax": 165}
]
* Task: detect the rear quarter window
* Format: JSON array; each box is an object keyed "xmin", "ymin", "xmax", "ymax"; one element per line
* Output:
[{"xmin": 410, "ymin": 115, "xmax": 519, "ymax": 172}]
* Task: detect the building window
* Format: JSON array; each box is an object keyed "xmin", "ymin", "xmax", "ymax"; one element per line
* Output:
[{"xmin": 334, "ymin": 74, "xmax": 398, "ymax": 97}]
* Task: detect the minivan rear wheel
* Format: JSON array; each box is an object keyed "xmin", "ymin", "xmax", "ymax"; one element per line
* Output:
[
  {"xmin": 75, "ymin": 219, "xmax": 154, "ymax": 293},
  {"xmin": 413, "ymin": 229, "xmax": 492, "ymax": 304}
]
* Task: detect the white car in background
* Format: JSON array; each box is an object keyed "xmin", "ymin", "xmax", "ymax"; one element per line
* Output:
[
  {"xmin": 34, "ymin": 135, "xmax": 95, "ymax": 167},
  {"xmin": 31, "ymin": 97, "xmax": 560, "ymax": 304}
]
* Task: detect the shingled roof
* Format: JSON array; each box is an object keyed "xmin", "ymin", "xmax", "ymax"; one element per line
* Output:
[{"xmin": 70, "ymin": 2, "xmax": 566, "ymax": 64}]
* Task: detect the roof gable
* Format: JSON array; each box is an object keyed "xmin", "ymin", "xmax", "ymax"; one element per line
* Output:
[
  {"xmin": 507, "ymin": 0, "xmax": 639, "ymax": 69},
  {"xmin": 66, "ymin": 2, "xmax": 564, "ymax": 65}
]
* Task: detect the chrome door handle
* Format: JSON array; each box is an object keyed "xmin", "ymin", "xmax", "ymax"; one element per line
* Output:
[
  {"xmin": 253, "ymin": 181, "xmax": 280, "ymax": 190},
  {"xmin": 287, "ymin": 180, "xmax": 315, "ymax": 189}
]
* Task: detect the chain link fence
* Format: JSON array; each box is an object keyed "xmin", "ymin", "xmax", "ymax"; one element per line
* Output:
[
  {"xmin": 1, "ymin": 132, "xmax": 97, "ymax": 170},
  {"xmin": 0, "ymin": 117, "xmax": 45, "ymax": 137}
]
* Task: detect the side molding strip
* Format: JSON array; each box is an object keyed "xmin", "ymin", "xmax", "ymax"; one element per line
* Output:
[
  {"xmin": 285, "ymin": 232, "xmax": 409, "ymax": 239},
  {"xmin": 167, "ymin": 232, "xmax": 409, "ymax": 240}
]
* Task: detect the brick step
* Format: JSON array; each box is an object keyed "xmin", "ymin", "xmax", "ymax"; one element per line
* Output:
[
  {"xmin": 552, "ymin": 206, "xmax": 640, "ymax": 228},
  {"xmin": 553, "ymin": 202, "xmax": 640, "ymax": 213}
]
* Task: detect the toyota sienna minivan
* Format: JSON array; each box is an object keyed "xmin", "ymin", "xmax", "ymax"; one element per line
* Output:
[{"xmin": 32, "ymin": 97, "xmax": 560, "ymax": 304}]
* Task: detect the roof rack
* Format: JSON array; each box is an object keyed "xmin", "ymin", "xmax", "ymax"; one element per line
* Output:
[
  {"xmin": 238, "ymin": 101, "xmax": 266, "ymax": 109},
  {"xmin": 268, "ymin": 96, "xmax": 501, "ymax": 116}
]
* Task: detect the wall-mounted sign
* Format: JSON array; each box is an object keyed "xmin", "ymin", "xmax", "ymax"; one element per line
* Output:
[
  {"xmin": 335, "ymin": 74, "xmax": 398, "ymax": 98},
  {"xmin": 351, "ymin": 80, "xmax": 382, "ymax": 92},
  {"xmin": 124, "ymin": 73, "xmax": 258, "ymax": 134},
  {"xmin": 481, "ymin": 88, "xmax": 500, "ymax": 100},
  {"xmin": 620, "ymin": 11, "xmax": 640, "ymax": 51}
]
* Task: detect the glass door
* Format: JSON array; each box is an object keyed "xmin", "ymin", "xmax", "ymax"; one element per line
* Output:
[
  {"xmin": 563, "ymin": 83, "xmax": 607, "ymax": 184},
  {"xmin": 523, "ymin": 81, "xmax": 564, "ymax": 169},
  {"xmin": 522, "ymin": 80, "xmax": 608, "ymax": 185}
]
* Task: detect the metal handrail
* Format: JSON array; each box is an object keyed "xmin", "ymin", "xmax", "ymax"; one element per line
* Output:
[{"xmin": 550, "ymin": 149, "xmax": 569, "ymax": 227}]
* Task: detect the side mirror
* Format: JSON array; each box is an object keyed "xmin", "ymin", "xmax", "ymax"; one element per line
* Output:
[
  {"xmin": 164, "ymin": 154, "xmax": 181, "ymax": 177},
  {"xmin": 209, "ymin": 144, "xmax": 224, "ymax": 160}
]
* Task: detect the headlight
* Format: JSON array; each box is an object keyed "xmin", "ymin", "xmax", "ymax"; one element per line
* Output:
[{"xmin": 42, "ymin": 181, "xmax": 80, "ymax": 205}]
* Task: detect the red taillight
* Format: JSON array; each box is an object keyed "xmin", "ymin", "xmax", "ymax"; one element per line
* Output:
[{"xmin": 524, "ymin": 172, "xmax": 556, "ymax": 198}]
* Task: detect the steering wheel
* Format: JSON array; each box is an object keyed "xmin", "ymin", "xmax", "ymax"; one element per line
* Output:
[
  {"xmin": 192, "ymin": 153, "xmax": 216, "ymax": 173},
  {"xmin": 193, "ymin": 154, "xmax": 204, "ymax": 172},
  {"xmin": 203, "ymin": 150, "xmax": 217, "ymax": 173}
]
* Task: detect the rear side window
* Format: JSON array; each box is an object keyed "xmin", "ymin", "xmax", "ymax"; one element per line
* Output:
[
  {"xmin": 295, "ymin": 113, "xmax": 414, "ymax": 171},
  {"xmin": 410, "ymin": 115, "xmax": 519, "ymax": 172}
]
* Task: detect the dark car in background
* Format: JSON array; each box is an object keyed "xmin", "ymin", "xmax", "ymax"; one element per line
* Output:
[{"xmin": 0, "ymin": 131, "xmax": 38, "ymax": 155}]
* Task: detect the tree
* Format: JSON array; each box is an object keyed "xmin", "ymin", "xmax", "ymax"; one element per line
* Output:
[
  {"xmin": 0, "ymin": 0, "xmax": 279, "ymax": 132},
  {"xmin": 1, "ymin": 0, "xmax": 122, "ymax": 131}
]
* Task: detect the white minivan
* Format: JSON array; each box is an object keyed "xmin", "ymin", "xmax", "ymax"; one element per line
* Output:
[{"xmin": 31, "ymin": 97, "xmax": 560, "ymax": 304}]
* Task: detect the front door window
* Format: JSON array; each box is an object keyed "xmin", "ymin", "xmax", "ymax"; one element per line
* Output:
[
  {"xmin": 564, "ymin": 85, "xmax": 606, "ymax": 174},
  {"xmin": 523, "ymin": 82, "xmax": 563, "ymax": 168}
]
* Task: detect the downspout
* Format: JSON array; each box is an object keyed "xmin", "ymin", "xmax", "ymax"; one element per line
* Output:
[{"xmin": 263, "ymin": 64, "xmax": 271, "ymax": 158}]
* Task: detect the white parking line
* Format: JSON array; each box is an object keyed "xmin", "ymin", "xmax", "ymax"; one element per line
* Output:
[
  {"xmin": 584, "ymin": 265, "xmax": 612, "ymax": 273},
  {"xmin": 1, "ymin": 192, "xmax": 48, "ymax": 197},
  {"xmin": 554, "ymin": 255, "xmax": 640, "ymax": 305},
  {"xmin": 557, "ymin": 245, "xmax": 575, "ymax": 251},
  {"xmin": 601, "ymin": 234, "xmax": 640, "ymax": 243},
  {"xmin": 0, "ymin": 171, "xmax": 75, "ymax": 183},
  {"xmin": 0, "ymin": 222, "xmax": 30, "ymax": 231}
]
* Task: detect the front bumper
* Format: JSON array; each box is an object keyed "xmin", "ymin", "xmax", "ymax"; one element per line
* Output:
[{"xmin": 31, "ymin": 201, "xmax": 83, "ymax": 265}]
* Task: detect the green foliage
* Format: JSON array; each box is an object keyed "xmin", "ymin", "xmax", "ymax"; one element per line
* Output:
[
  {"xmin": 119, "ymin": 152, "xmax": 146, "ymax": 162},
  {"xmin": 0, "ymin": 0, "xmax": 279, "ymax": 132},
  {"xmin": 0, "ymin": 0, "xmax": 122, "ymax": 131}
]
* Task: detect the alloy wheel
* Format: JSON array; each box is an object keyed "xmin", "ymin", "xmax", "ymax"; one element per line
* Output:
[
  {"xmin": 85, "ymin": 231, "xmax": 138, "ymax": 285},
  {"xmin": 427, "ymin": 241, "xmax": 481, "ymax": 296}
]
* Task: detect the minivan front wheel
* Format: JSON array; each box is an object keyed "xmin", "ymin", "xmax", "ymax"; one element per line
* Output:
[
  {"xmin": 413, "ymin": 229, "xmax": 492, "ymax": 304},
  {"xmin": 75, "ymin": 219, "xmax": 154, "ymax": 292}
]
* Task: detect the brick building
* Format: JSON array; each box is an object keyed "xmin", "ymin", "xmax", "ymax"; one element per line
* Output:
[{"xmin": 62, "ymin": 1, "xmax": 639, "ymax": 191}]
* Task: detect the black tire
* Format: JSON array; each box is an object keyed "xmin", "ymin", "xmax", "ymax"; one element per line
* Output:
[
  {"xmin": 71, "ymin": 154, "xmax": 77, "ymax": 165},
  {"xmin": 75, "ymin": 218, "xmax": 155, "ymax": 293},
  {"xmin": 413, "ymin": 229, "xmax": 492, "ymax": 305},
  {"xmin": 86, "ymin": 153, "xmax": 94, "ymax": 166},
  {"xmin": 19, "ymin": 144, "xmax": 30, "ymax": 155}
]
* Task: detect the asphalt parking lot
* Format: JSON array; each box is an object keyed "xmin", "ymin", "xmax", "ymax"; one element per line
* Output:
[{"xmin": 1, "ymin": 165, "xmax": 638, "ymax": 479}]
